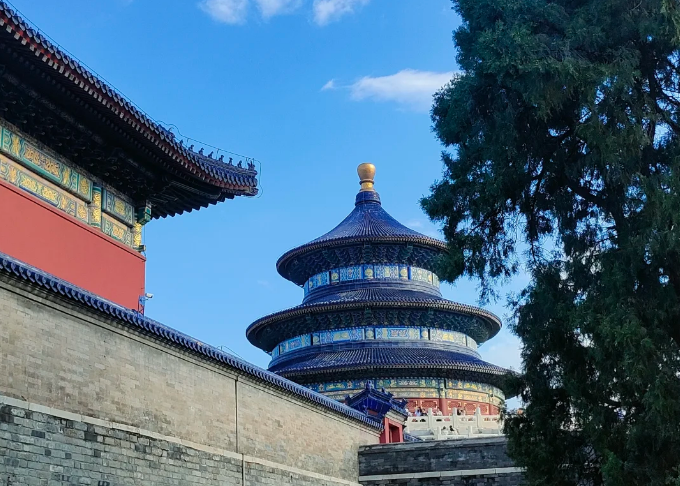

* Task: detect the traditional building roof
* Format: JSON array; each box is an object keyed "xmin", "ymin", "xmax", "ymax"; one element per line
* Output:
[
  {"xmin": 0, "ymin": 250, "xmax": 381, "ymax": 430},
  {"xmin": 0, "ymin": 2, "xmax": 258, "ymax": 218},
  {"xmin": 270, "ymin": 346, "xmax": 509, "ymax": 388},
  {"xmin": 277, "ymin": 166, "xmax": 445, "ymax": 285},
  {"xmin": 248, "ymin": 164, "xmax": 512, "ymax": 399},
  {"xmin": 247, "ymin": 297, "xmax": 501, "ymax": 352},
  {"xmin": 345, "ymin": 383, "xmax": 409, "ymax": 421}
]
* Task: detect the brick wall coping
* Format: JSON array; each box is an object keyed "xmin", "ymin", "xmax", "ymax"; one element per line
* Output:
[
  {"xmin": 359, "ymin": 467, "xmax": 523, "ymax": 482},
  {"xmin": 0, "ymin": 250, "xmax": 382, "ymax": 431},
  {"xmin": 359, "ymin": 436, "xmax": 508, "ymax": 453}
]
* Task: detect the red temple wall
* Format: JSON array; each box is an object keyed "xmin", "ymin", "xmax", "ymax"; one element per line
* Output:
[
  {"xmin": 379, "ymin": 417, "xmax": 404, "ymax": 444},
  {"xmin": 0, "ymin": 179, "xmax": 145, "ymax": 309},
  {"xmin": 406, "ymin": 398, "xmax": 500, "ymax": 416}
]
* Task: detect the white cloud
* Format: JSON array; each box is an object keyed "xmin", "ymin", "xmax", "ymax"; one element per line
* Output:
[
  {"xmin": 313, "ymin": 0, "xmax": 370, "ymax": 26},
  {"xmin": 200, "ymin": 0, "xmax": 369, "ymax": 24},
  {"xmin": 347, "ymin": 69, "xmax": 456, "ymax": 111},
  {"xmin": 321, "ymin": 79, "xmax": 336, "ymax": 91},
  {"xmin": 254, "ymin": 0, "xmax": 302, "ymax": 18},
  {"xmin": 199, "ymin": 0, "xmax": 249, "ymax": 24}
]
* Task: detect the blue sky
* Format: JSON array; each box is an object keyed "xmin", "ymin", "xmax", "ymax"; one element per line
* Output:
[{"xmin": 12, "ymin": 0, "xmax": 525, "ymax": 380}]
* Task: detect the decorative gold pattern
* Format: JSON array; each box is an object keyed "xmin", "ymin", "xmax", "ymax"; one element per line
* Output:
[
  {"xmin": 0, "ymin": 155, "xmax": 88, "ymax": 224},
  {"xmin": 79, "ymin": 177, "xmax": 91, "ymax": 198},
  {"xmin": 101, "ymin": 215, "xmax": 133, "ymax": 246},
  {"xmin": 311, "ymin": 378, "xmax": 505, "ymax": 405},
  {"xmin": 133, "ymin": 223, "xmax": 143, "ymax": 249},
  {"xmin": 102, "ymin": 189, "xmax": 135, "ymax": 225},
  {"xmin": 0, "ymin": 123, "xmax": 93, "ymax": 201},
  {"xmin": 114, "ymin": 199, "xmax": 126, "ymax": 215},
  {"xmin": 77, "ymin": 204, "xmax": 88, "ymax": 221}
]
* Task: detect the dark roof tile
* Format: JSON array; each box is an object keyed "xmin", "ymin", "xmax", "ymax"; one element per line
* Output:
[
  {"xmin": 0, "ymin": 251, "xmax": 381, "ymax": 430},
  {"xmin": 271, "ymin": 347, "xmax": 508, "ymax": 376}
]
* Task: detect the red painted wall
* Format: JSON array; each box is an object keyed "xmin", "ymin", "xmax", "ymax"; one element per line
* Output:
[
  {"xmin": 379, "ymin": 418, "xmax": 404, "ymax": 444},
  {"xmin": 0, "ymin": 180, "xmax": 145, "ymax": 309},
  {"xmin": 406, "ymin": 398, "xmax": 500, "ymax": 416}
]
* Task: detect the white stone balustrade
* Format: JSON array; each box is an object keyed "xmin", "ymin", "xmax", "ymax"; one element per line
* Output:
[{"xmin": 403, "ymin": 408, "xmax": 503, "ymax": 441}]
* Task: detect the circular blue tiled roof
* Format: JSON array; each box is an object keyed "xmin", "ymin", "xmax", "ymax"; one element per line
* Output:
[
  {"xmin": 276, "ymin": 190, "xmax": 447, "ymax": 284},
  {"xmin": 246, "ymin": 296, "xmax": 502, "ymax": 352},
  {"xmin": 270, "ymin": 346, "xmax": 509, "ymax": 385},
  {"xmin": 302, "ymin": 286, "xmax": 443, "ymax": 305},
  {"xmin": 310, "ymin": 192, "xmax": 428, "ymax": 242},
  {"xmin": 249, "ymin": 165, "xmax": 511, "ymax": 397}
]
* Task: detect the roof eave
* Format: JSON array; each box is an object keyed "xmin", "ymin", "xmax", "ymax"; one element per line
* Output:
[
  {"xmin": 0, "ymin": 3, "xmax": 259, "ymax": 196},
  {"xmin": 246, "ymin": 300, "xmax": 502, "ymax": 351}
]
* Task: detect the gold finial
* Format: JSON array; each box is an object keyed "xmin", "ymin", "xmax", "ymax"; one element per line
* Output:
[{"xmin": 357, "ymin": 163, "xmax": 376, "ymax": 192}]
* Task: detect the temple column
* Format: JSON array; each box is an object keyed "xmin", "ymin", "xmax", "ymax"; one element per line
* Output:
[{"xmin": 438, "ymin": 379, "xmax": 447, "ymax": 414}]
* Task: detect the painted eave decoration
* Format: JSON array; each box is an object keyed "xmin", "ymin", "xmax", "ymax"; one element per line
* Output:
[{"xmin": 0, "ymin": 1, "xmax": 258, "ymax": 218}]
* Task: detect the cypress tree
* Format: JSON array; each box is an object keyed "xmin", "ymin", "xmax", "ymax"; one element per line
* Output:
[{"xmin": 423, "ymin": 1, "xmax": 680, "ymax": 484}]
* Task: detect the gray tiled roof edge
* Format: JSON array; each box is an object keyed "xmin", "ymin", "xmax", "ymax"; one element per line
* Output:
[{"xmin": 0, "ymin": 251, "xmax": 382, "ymax": 431}]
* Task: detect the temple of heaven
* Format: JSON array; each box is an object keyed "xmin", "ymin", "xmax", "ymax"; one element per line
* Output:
[{"xmin": 247, "ymin": 164, "xmax": 510, "ymax": 415}]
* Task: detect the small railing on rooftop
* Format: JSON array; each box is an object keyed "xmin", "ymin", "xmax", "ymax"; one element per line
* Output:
[{"xmin": 403, "ymin": 407, "xmax": 503, "ymax": 441}]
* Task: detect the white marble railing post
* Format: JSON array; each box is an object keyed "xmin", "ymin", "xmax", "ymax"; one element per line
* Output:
[{"xmin": 403, "ymin": 410, "xmax": 503, "ymax": 440}]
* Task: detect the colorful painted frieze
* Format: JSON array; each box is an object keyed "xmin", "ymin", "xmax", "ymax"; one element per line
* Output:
[
  {"xmin": 312, "ymin": 327, "xmax": 364, "ymax": 345},
  {"xmin": 0, "ymin": 124, "xmax": 92, "ymax": 201},
  {"xmin": 0, "ymin": 155, "xmax": 88, "ymax": 224},
  {"xmin": 304, "ymin": 264, "xmax": 441, "ymax": 296},
  {"xmin": 313, "ymin": 380, "xmax": 367, "ymax": 392},
  {"xmin": 339, "ymin": 265, "xmax": 362, "ymax": 282},
  {"xmin": 278, "ymin": 334, "xmax": 312, "ymax": 355},
  {"xmin": 276, "ymin": 325, "xmax": 479, "ymax": 358},
  {"xmin": 410, "ymin": 267, "xmax": 433, "ymax": 284},
  {"xmin": 101, "ymin": 215, "xmax": 133, "ymax": 247},
  {"xmin": 102, "ymin": 189, "xmax": 135, "ymax": 226},
  {"xmin": 307, "ymin": 378, "xmax": 503, "ymax": 405},
  {"xmin": 374, "ymin": 327, "xmax": 421, "ymax": 340},
  {"xmin": 373, "ymin": 264, "xmax": 399, "ymax": 279},
  {"xmin": 430, "ymin": 329, "xmax": 467, "ymax": 346}
]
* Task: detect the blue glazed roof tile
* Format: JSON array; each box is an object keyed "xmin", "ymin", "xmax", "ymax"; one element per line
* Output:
[
  {"xmin": 271, "ymin": 347, "xmax": 508, "ymax": 376},
  {"xmin": 0, "ymin": 251, "xmax": 381, "ymax": 431},
  {"xmin": 303, "ymin": 287, "xmax": 447, "ymax": 305},
  {"xmin": 276, "ymin": 191, "xmax": 447, "ymax": 283},
  {"xmin": 309, "ymin": 193, "xmax": 426, "ymax": 241}
]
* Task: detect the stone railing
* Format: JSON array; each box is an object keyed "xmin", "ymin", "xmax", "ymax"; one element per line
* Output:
[{"xmin": 403, "ymin": 408, "xmax": 503, "ymax": 441}]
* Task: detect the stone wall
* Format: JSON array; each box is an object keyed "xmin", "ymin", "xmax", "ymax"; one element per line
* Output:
[
  {"xmin": 358, "ymin": 438, "xmax": 524, "ymax": 486},
  {"xmin": 0, "ymin": 275, "xmax": 380, "ymax": 485}
]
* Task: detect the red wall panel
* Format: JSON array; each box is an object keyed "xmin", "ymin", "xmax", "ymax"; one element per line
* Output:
[{"xmin": 0, "ymin": 180, "xmax": 145, "ymax": 309}]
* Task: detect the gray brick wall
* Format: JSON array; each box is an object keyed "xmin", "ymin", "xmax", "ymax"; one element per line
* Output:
[
  {"xmin": 0, "ymin": 277, "xmax": 378, "ymax": 485},
  {"xmin": 0, "ymin": 402, "xmax": 243, "ymax": 486},
  {"xmin": 358, "ymin": 438, "xmax": 524, "ymax": 486}
]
